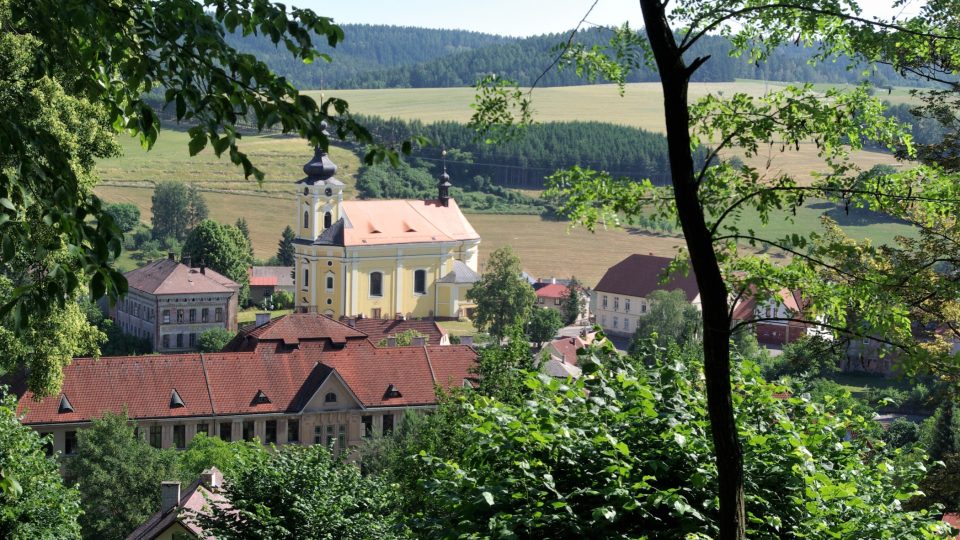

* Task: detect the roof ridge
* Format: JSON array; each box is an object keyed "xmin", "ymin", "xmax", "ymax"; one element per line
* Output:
[
  {"xmin": 199, "ymin": 353, "xmax": 217, "ymax": 417},
  {"xmin": 422, "ymin": 344, "xmax": 437, "ymax": 387}
]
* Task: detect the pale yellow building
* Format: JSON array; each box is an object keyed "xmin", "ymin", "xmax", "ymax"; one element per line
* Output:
[{"xmin": 291, "ymin": 144, "xmax": 481, "ymax": 319}]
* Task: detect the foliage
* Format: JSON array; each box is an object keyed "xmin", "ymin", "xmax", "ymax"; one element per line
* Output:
[
  {"xmin": 929, "ymin": 401, "xmax": 959, "ymax": 463},
  {"xmin": 472, "ymin": 324, "xmax": 533, "ymax": 404},
  {"xmin": 908, "ymin": 452, "xmax": 960, "ymax": 512},
  {"xmin": 0, "ymin": 277, "xmax": 105, "ymax": 396},
  {"xmin": 150, "ymin": 181, "xmax": 209, "ymax": 242},
  {"xmin": 197, "ymin": 327, "xmax": 235, "ymax": 353},
  {"xmin": 527, "ymin": 307, "xmax": 563, "ymax": 348},
  {"xmin": 411, "ymin": 340, "xmax": 946, "ymax": 538},
  {"xmin": 235, "ymin": 217, "xmax": 254, "ymax": 257},
  {"xmin": 80, "ymin": 300, "xmax": 152, "ymax": 356},
  {"xmin": 64, "ymin": 411, "xmax": 179, "ymax": 540},
  {"xmin": 271, "ymin": 289, "xmax": 294, "ymax": 310},
  {"xmin": 104, "ymin": 203, "xmax": 141, "ymax": 233},
  {"xmin": 196, "ymin": 444, "xmax": 409, "ymax": 539},
  {"xmin": 377, "ymin": 329, "xmax": 427, "ymax": 347},
  {"xmin": 276, "ymin": 225, "xmax": 297, "ymax": 267},
  {"xmin": 0, "ymin": 389, "xmax": 81, "ymax": 539},
  {"xmin": 761, "ymin": 336, "xmax": 842, "ymax": 380},
  {"xmin": 628, "ymin": 289, "xmax": 702, "ymax": 354},
  {"xmin": 561, "ymin": 277, "xmax": 583, "ymax": 325},
  {"xmin": 883, "ymin": 418, "xmax": 921, "ymax": 450},
  {"xmin": 177, "ymin": 433, "xmax": 266, "ymax": 481},
  {"xmin": 467, "ymin": 246, "xmax": 536, "ymax": 339},
  {"xmin": 183, "ymin": 219, "xmax": 253, "ymax": 304}
]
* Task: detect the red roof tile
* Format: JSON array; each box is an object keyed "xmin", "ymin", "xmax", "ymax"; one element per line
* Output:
[
  {"xmin": 227, "ymin": 313, "xmax": 368, "ymax": 351},
  {"xmin": 125, "ymin": 259, "xmax": 238, "ymax": 296},
  {"xmin": 349, "ymin": 318, "xmax": 447, "ymax": 345},
  {"xmin": 594, "ymin": 254, "xmax": 699, "ymax": 301},
  {"xmin": 535, "ymin": 283, "xmax": 570, "ymax": 299},
  {"xmin": 427, "ymin": 345, "xmax": 479, "ymax": 389},
  {"xmin": 249, "ymin": 276, "xmax": 277, "ymax": 286}
]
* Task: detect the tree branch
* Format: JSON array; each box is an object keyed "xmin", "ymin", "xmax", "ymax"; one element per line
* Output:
[{"xmin": 528, "ymin": 0, "xmax": 601, "ymax": 93}]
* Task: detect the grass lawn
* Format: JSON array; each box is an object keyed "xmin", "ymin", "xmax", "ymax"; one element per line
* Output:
[
  {"xmin": 238, "ymin": 308, "xmax": 293, "ymax": 324},
  {"xmin": 826, "ymin": 372, "xmax": 912, "ymax": 400},
  {"xmin": 437, "ymin": 319, "xmax": 480, "ymax": 336}
]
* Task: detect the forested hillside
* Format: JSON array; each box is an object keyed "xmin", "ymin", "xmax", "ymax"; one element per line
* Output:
[{"xmin": 229, "ymin": 25, "xmax": 927, "ymax": 89}]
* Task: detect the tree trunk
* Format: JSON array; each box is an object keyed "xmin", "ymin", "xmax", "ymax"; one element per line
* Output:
[{"xmin": 638, "ymin": 2, "xmax": 746, "ymax": 539}]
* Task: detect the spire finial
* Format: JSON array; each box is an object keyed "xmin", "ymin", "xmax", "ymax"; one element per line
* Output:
[{"xmin": 437, "ymin": 147, "xmax": 451, "ymax": 207}]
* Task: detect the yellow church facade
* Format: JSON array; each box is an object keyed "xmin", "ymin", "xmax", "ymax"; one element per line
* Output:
[{"xmin": 292, "ymin": 143, "xmax": 481, "ymax": 320}]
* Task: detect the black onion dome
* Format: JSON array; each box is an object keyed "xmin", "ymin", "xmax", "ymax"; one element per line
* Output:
[
  {"xmin": 302, "ymin": 145, "xmax": 337, "ymax": 181},
  {"xmin": 438, "ymin": 170, "xmax": 452, "ymax": 186}
]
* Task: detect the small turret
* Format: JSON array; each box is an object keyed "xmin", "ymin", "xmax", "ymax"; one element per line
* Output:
[
  {"xmin": 438, "ymin": 149, "xmax": 451, "ymax": 207},
  {"xmin": 301, "ymin": 121, "xmax": 337, "ymax": 182}
]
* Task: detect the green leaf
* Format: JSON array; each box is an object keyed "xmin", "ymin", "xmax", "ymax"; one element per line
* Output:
[{"xmin": 481, "ymin": 491, "xmax": 494, "ymax": 506}]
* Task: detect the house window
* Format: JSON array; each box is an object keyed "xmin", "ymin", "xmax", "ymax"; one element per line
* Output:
[
  {"xmin": 537, "ymin": 297, "xmax": 544, "ymax": 304},
  {"xmin": 414, "ymin": 269, "xmax": 426, "ymax": 295},
  {"xmin": 265, "ymin": 420, "xmax": 277, "ymax": 444},
  {"xmin": 243, "ymin": 421, "xmax": 255, "ymax": 441},
  {"xmin": 173, "ymin": 425, "xmax": 186, "ymax": 449},
  {"xmin": 613, "ymin": 316, "xmax": 619, "ymax": 329},
  {"xmin": 215, "ymin": 308, "xmax": 223, "ymax": 322},
  {"xmin": 302, "ymin": 268, "xmax": 309, "ymax": 290},
  {"xmin": 189, "ymin": 308, "xmax": 196, "ymax": 323},
  {"xmin": 314, "ymin": 425, "xmax": 323, "ymax": 445},
  {"xmin": 176, "ymin": 334, "xmax": 183, "ymax": 348},
  {"xmin": 625, "ymin": 299, "xmax": 631, "ymax": 312},
  {"xmin": 162, "ymin": 334, "xmax": 170, "ymax": 349},
  {"xmin": 554, "ymin": 297, "xmax": 561, "ymax": 305},
  {"xmin": 369, "ymin": 272, "xmax": 383, "ymax": 297},
  {"xmin": 325, "ymin": 275, "xmax": 334, "ymax": 292},
  {"xmin": 162, "ymin": 310, "xmax": 171, "ymax": 324},
  {"xmin": 287, "ymin": 419, "xmax": 299, "ymax": 443},
  {"xmin": 326, "ymin": 425, "xmax": 335, "ymax": 448},
  {"xmin": 362, "ymin": 415, "xmax": 373, "ymax": 438},
  {"xmin": 64, "ymin": 430, "xmax": 78, "ymax": 455},
  {"xmin": 641, "ymin": 303, "xmax": 647, "ymax": 314},
  {"xmin": 303, "ymin": 210, "xmax": 309, "ymax": 229},
  {"xmin": 338, "ymin": 425, "xmax": 346, "ymax": 453},
  {"xmin": 149, "ymin": 426, "xmax": 162, "ymax": 448},
  {"xmin": 189, "ymin": 333, "xmax": 196, "ymax": 347},
  {"xmin": 177, "ymin": 309, "xmax": 184, "ymax": 323},
  {"xmin": 219, "ymin": 422, "xmax": 232, "ymax": 441},
  {"xmin": 614, "ymin": 297, "xmax": 619, "ymax": 311},
  {"xmin": 201, "ymin": 308, "xmax": 209, "ymax": 322},
  {"xmin": 600, "ymin": 315, "xmax": 606, "ymax": 326},
  {"xmin": 324, "ymin": 211, "xmax": 332, "ymax": 229},
  {"xmin": 197, "ymin": 423, "xmax": 209, "ymax": 436},
  {"xmin": 624, "ymin": 318, "xmax": 630, "ymax": 331},
  {"xmin": 602, "ymin": 296, "xmax": 608, "ymax": 309},
  {"xmin": 324, "ymin": 392, "xmax": 337, "ymax": 403},
  {"xmin": 382, "ymin": 414, "xmax": 394, "ymax": 435}
]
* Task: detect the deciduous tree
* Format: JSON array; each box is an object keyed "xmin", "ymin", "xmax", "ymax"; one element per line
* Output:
[
  {"xmin": 467, "ymin": 246, "xmax": 536, "ymax": 340},
  {"xmin": 527, "ymin": 307, "xmax": 563, "ymax": 348},
  {"xmin": 628, "ymin": 289, "xmax": 702, "ymax": 353},
  {"xmin": 197, "ymin": 327, "xmax": 236, "ymax": 353},
  {"xmin": 150, "ymin": 181, "xmax": 208, "ymax": 242},
  {"xmin": 183, "ymin": 219, "xmax": 253, "ymax": 304},
  {"xmin": 104, "ymin": 203, "xmax": 141, "ymax": 233}
]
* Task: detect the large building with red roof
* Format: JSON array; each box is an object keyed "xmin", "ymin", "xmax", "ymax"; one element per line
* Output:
[
  {"xmin": 110, "ymin": 254, "xmax": 239, "ymax": 353},
  {"xmin": 16, "ymin": 313, "xmax": 477, "ymax": 457},
  {"xmin": 290, "ymin": 142, "xmax": 480, "ymax": 320}
]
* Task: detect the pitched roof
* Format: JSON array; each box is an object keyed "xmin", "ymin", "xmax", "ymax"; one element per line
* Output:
[
  {"xmin": 536, "ymin": 283, "xmax": 570, "ymax": 299},
  {"xmin": 126, "ymin": 468, "xmax": 228, "ymax": 540},
  {"xmin": 731, "ymin": 287, "xmax": 808, "ymax": 321},
  {"xmin": 125, "ymin": 258, "xmax": 238, "ymax": 296},
  {"xmin": 249, "ymin": 266, "xmax": 294, "ymax": 288},
  {"xmin": 437, "ymin": 260, "xmax": 480, "ymax": 284},
  {"xmin": 17, "ymin": 331, "xmax": 477, "ymax": 425},
  {"xmin": 593, "ymin": 254, "xmax": 699, "ymax": 301},
  {"xmin": 306, "ymin": 199, "xmax": 479, "ymax": 247},
  {"xmin": 348, "ymin": 318, "xmax": 447, "ymax": 345},
  {"xmin": 231, "ymin": 312, "xmax": 368, "ymax": 349}
]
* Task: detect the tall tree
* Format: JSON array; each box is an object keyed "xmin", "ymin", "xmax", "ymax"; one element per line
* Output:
[
  {"xmin": 104, "ymin": 203, "xmax": 141, "ymax": 233},
  {"xmin": 930, "ymin": 400, "xmax": 959, "ymax": 463},
  {"xmin": 628, "ymin": 289, "xmax": 702, "ymax": 353},
  {"xmin": 1, "ymin": 1, "xmax": 406, "ymax": 390},
  {"xmin": 560, "ymin": 277, "xmax": 583, "ymax": 326},
  {"xmin": 235, "ymin": 217, "xmax": 253, "ymax": 257},
  {"xmin": 527, "ymin": 307, "xmax": 563, "ymax": 348},
  {"xmin": 64, "ymin": 412, "xmax": 179, "ymax": 540},
  {"xmin": 473, "ymin": 3, "xmax": 960, "ymax": 538},
  {"xmin": 277, "ymin": 225, "xmax": 297, "ymax": 266},
  {"xmin": 467, "ymin": 246, "xmax": 536, "ymax": 340},
  {"xmin": 0, "ymin": 390, "xmax": 82, "ymax": 538},
  {"xmin": 150, "ymin": 181, "xmax": 208, "ymax": 242},
  {"xmin": 183, "ymin": 219, "xmax": 253, "ymax": 305}
]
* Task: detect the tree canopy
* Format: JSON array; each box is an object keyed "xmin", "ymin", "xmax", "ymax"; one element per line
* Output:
[
  {"xmin": 527, "ymin": 307, "xmax": 563, "ymax": 348},
  {"xmin": 183, "ymin": 219, "xmax": 253, "ymax": 304},
  {"xmin": 628, "ymin": 289, "xmax": 702, "ymax": 353},
  {"xmin": 466, "ymin": 246, "xmax": 536, "ymax": 340},
  {"xmin": 276, "ymin": 225, "xmax": 297, "ymax": 266}
]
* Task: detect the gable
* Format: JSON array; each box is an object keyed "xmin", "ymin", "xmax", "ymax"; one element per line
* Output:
[{"xmin": 302, "ymin": 370, "xmax": 362, "ymax": 412}]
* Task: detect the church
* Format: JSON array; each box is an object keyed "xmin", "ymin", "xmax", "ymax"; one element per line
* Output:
[{"xmin": 292, "ymin": 141, "xmax": 481, "ymax": 320}]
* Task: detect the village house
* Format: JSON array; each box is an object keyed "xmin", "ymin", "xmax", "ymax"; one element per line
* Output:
[
  {"xmin": 15, "ymin": 313, "xmax": 476, "ymax": 456},
  {"xmin": 248, "ymin": 265, "xmax": 295, "ymax": 306},
  {"xmin": 126, "ymin": 467, "xmax": 227, "ymax": 540},
  {"xmin": 534, "ymin": 280, "xmax": 590, "ymax": 322},
  {"xmin": 537, "ymin": 331, "xmax": 601, "ymax": 379},
  {"xmin": 590, "ymin": 254, "xmax": 701, "ymax": 338},
  {"xmin": 108, "ymin": 254, "xmax": 239, "ymax": 353},
  {"xmin": 730, "ymin": 287, "xmax": 814, "ymax": 346},
  {"xmin": 291, "ymin": 139, "xmax": 480, "ymax": 320}
]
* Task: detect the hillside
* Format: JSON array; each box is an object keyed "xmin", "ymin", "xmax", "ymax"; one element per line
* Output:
[{"xmin": 227, "ymin": 24, "xmax": 928, "ymax": 90}]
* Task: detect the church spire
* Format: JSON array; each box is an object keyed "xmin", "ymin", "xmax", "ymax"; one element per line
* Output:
[
  {"xmin": 301, "ymin": 121, "xmax": 337, "ymax": 182},
  {"xmin": 438, "ymin": 148, "xmax": 451, "ymax": 207}
]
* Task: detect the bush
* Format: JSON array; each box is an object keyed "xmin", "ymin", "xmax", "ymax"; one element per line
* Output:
[
  {"xmin": 883, "ymin": 418, "xmax": 920, "ymax": 449},
  {"xmin": 197, "ymin": 327, "xmax": 235, "ymax": 352},
  {"xmin": 271, "ymin": 289, "xmax": 294, "ymax": 310}
]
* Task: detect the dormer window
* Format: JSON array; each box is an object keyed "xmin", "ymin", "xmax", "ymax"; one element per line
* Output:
[
  {"xmin": 324, "ymin": 392, "xmax": 337, "ymax": 403},
  {"xmin": 170, "ymin": 389, "xmax": 185, "ymax": 409},
  {"xmin": 252, "ymin": 390, "xmax": 271, "ymax": 405},
  {"xmin": 58, "ymin": 394, "xmax": 74, "ymax": 414},
  {"xmin": 384, "ymin": 384, "xmax": 402, "ymax": 399}
]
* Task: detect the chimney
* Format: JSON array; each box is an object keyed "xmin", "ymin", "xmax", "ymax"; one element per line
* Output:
[
  {"xmin": 386, "ymin": 337, "xmax": 397, "ymax": 347},
  {"xmin": 345, "ymin": 317, "xmax": 356, "ymax": 328},
  {"xmin": 161, "ymin": 481, "xmax": 181, "ymax": 513},
  {"xmin": 200, "ymin": 265, "xmax": 206, "ymax": 275},
  {"xmin": 201, "ymin": 467, "xmax": 222, "ymax": 490},
  {"xmin": 255, "ymin": 313, "xmax": 271, "ymax": 328},
  {"xmin": 411, "ymin": 337, "xmax": 425, "ymax": 346},
  {"xmin": 168, "ymin": 252, "xmax": 175, "ymax": 261},
  {"xmin": 551, "ymin": 277, "xmax": 556, "ymax": 284},
  {"xmin": 181, "ymin": 254, "xmax": 192, "ymax": 268},
  {"xmin": 460, "ymin": 335, "xmax": 473, "ymax": 346}
]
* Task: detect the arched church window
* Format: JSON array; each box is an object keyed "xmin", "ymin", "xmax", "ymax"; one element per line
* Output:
[
  {"xmin": 369, "ymin": 272, "xmax": 383, "ymax": 297},
  {"xmin": 302, "ymin": 268, "xmax": 309, "ymax": 290},
  {"xmin": 324, "ymin": 211, "xmax": 332, "ymax": 229},
  {"xmin": 303, "ymin": 210, "xmax": 309, "ymax": 229}
]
